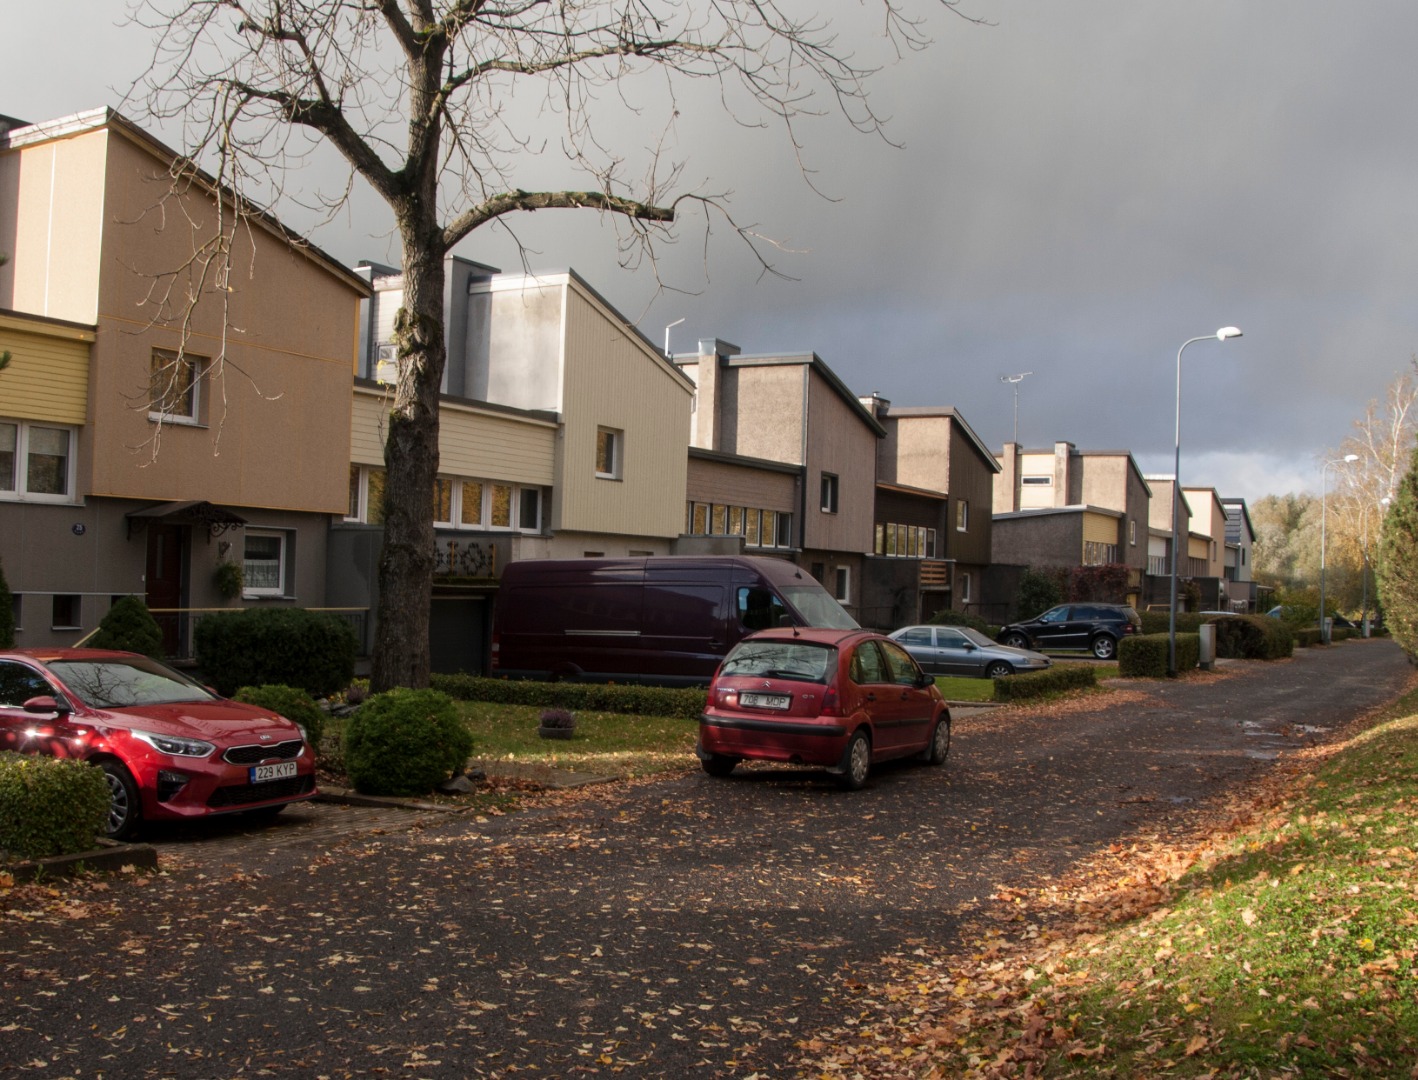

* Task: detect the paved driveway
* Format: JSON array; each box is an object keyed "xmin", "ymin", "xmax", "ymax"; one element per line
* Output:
[{"xmin": 2, "ymin": 641, "xmax": 1410, "ymax": 1077}]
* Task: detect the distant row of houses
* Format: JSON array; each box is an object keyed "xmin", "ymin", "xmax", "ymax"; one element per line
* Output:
[{"xmin": 0, "ymin": 108, "xmax": 1264, "ymax": 673}]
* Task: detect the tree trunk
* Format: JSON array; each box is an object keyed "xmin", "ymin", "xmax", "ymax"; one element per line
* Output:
[{"xmin": 370, "ymin": 232, "xmax": 445, "ymax": 691}]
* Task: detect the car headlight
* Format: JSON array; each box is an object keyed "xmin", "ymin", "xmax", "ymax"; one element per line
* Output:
[{"xmin": 132, "ymin": 729, "xmax": 216, "ymax": 758}]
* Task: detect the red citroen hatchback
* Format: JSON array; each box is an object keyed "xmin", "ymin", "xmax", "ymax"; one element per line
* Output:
[
  {"xmin": 0, "ymin": 648, "xmax": 318, "ymax": 839},
  {"xmin": 697, "ymin": 628, "xmax": 951, "ymax": 789}
]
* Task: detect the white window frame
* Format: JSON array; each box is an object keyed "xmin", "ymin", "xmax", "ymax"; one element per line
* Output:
[
  {"xmin": 956, "ymin": 500, "xmax": 969, "ymax": 532},
  {"xmin": 833, "ymin": 565, "xmax": 851, "ymax": 603},
  {"xmin": 148, "ymin": 348, "xmax": 204, "ymax": 425},
  {"xmin": 243, "ymin": 530, "xmax": 289, "ymax": 598},
  {"xmin": 596, "ymin": 427, "xmax": 623, "ymax": 480},
  {"xmin": 959, "ymin": 572, "xmax": 972, "ymax": 603},
  {"xmin": 821, "ymin": 473, "xmax": 839, "ymax": 514},
  {"xmin": 1129, "ymin": 518, "xmax": 1137, "ymax": 545},
  {"xmin": 0, "ymin": 419, "xmax": 78, "ymax": 504}
]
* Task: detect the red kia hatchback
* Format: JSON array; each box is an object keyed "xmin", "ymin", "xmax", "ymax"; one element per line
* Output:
[
  {"xmin": 0, "ymin": 648, "xmax": 318, "ymax": 840},
  {"xmin": 697, "ymin": 628, "xmax": 951, "ymax": 789}
]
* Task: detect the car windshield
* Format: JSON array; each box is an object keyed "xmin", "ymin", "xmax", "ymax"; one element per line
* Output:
[
  {"xmin": 47, "ymin": 658, "xmax": 219, "ymax": 709},
  {"xmin": 720, "ymin": 641, "xmax": 834, "ymax": 683},
  {"xmin": 780, "ymin": 586, "xmax": 859, "ymax": 629}
]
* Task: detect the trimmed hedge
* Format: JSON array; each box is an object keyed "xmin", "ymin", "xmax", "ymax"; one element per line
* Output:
[
  {"xmin": 234, "ymin": 684, "xmax": 325, "ymax": 752},
  {"xmin": 927, "ymin": 609, "xmax": 994, "ymax": 635},
  {"xmin": 991, "ymin": 663, "xmax": 1098, "ymax": 702},
  {"xmin": 0, "ymin": 753, "xmax": 110, "ymax": 861},
  {"xmin": 1295, "ymin": 628, "xmax": 1323, "ymax": 648},
  {"xmin": 431, "ymin": 673, "xmax": 707, "ymax": 720},
  {"xmin": 1213, "ymin": 615, "xmax": 1294, "ymax": 660},
  {"xmin": 343, "ymin": 689, "xmax": 474, "ymax": 796},
  {"xmin": 1118, "ymin": 632, "xmax": 1200, "ymax": 677},
  {"xmin": 195, "ymin": 608, "xmax": 356, "ymax": 698},
  {"xmin": 1139, "ymin": 610, "xmax": 1223, "ymax": 635}
]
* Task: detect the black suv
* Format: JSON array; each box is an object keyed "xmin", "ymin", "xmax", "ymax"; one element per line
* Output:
[{"xmin": 996, "ymin": 603, "xmax": 1142, "ymax": 660}]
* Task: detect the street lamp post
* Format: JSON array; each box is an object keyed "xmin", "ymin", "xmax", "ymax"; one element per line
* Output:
[
  {"xmin": 1320, "ymin": 453, "xmax": 1360, "ymax": 644},
  {"xmin": 1000, "ymin": 372, "xmax": 1033, "ymax": 445},
  {"xmin": 1169, "ymin": 327, "xmax": 1243, "ymax": 676}
]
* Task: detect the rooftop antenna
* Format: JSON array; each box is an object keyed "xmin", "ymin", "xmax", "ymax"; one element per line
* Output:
[
  {"xmin": 1000, "ymin": 371, "xmax": 1034, "ymax": 444},
  {"xmin": 664, "ymin": 317, "xmax": 686, "ymax": 358}
]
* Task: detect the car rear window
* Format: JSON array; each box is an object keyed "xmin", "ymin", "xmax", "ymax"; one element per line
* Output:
[{"xmin": 720, "ymin": 641, "xmax": 834, "ymax": 683}]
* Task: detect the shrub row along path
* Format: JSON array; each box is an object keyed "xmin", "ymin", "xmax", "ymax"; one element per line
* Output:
[{"xmin": 3, "ymin": 640, "xmax": 1411, "ymax": 1078}]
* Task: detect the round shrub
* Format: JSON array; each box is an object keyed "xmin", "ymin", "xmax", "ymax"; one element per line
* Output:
[
  {"xmin": 194, "ymin": 607, "xmax": 356, "ymax": 698},
  {"xmin": 927, "ymin": 608, "xmax": 992, "ymax": 635},
  {"xmin": 342, "ymin": 689, "xmax": 473, "ymax": 796},
  {"xmin": 234, "ymin": 684, "xmax": 325, "ymax": 753},
  {"xmin": 87, "ymin": 596, "xmax": 164, "ymax": 658},
  {"xmin": 0, "ymin": 753, "xmax": 110, "ymax": 860}
]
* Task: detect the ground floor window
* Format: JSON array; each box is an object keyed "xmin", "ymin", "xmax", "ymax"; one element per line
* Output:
[{"xmin": 244, "ymin": 531, "xmax": 289, "ymax": 596}]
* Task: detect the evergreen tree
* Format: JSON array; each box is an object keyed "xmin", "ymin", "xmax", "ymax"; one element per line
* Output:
[
  {"xmin": 0, "ymin": 558, "xmax": 14, "ymax": 648},
  {"xmin": 87, "ymin": 596, "xmax": 165, "ymax": 659},
  {"xmin": 1377, "ymin": 441, "xmax": 1418, "ymax": 660}
]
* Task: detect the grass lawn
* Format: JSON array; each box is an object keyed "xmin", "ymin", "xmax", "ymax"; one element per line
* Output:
[
  {"xmin": 933, "ymin": 675, "xmax": 997, "ymax": 702},
  {"xmin": 813, "ymin": 682, "xmax": 1418, "ymax": 1077}
]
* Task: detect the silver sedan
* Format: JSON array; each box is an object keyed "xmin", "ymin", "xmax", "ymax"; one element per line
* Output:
[{"xmin": 888, "ymin": 625, "xmax": 1052, "ymax": 678}]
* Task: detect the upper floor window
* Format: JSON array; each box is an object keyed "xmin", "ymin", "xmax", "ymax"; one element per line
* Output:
[
  {"xmin": 1021, "ymin": 475, "xmax": 1052, "ymax": 486},
  {"xmin": 596, "ymin": 427, "xmax": 623, "ymax": 480},
  {"xmin": 149, "ymin": 349, "xmax": 204, "ymax": 424},
  {"xmin": 1129, "ymin": 518, "xmax": 1137, "ymax": 545},
  {"xmin": 685, "ymin": 502, "xmax": 793, "ymax": 549},
  {"xmin": 0, "ymin": 419, "xmax": 76, "ymax": 503},
  {"xmin": 348, "ymin": 466, "xmax": 542, "ymax": 533},
  {"xmin": 874, "ymin": 523, "xmax": 935, "ymax": 559},
  {"xmin": 820, "ymin": 473, "xmax": 839, "ymax": 514},
  {"xmin": 956, "ymin": 500, "xmax": 969, "ymax": 531}
]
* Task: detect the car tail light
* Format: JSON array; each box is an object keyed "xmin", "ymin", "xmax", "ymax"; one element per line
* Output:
[
  {"xmin": 819, "ymin": 685, "xmax": 841, "ymax": 716},
  {"xmin": 717, "ymin": 687, "xmax": 739, "ymax": 708}
]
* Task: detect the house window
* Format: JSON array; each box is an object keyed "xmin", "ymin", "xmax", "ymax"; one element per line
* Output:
[
  {"xmin": 959, "ymin": 572, "xmax": 972, "ymax": 603},
  {"xmin": 490, "ymin": 484, "xmax": 512, "ymax": 528},
  {"xmin": 820, "ymin": 473, "xmax": 839, "ymax": 514},
  {"xmin": 926, "ymin": 528, "xmax": 937, "ymax": 558},
  {"xmin": 433, "ymin": 477, "xmax": 453, "ymax": 525},
  {"xmin": 811, "ymin": 561, "xmax": 826, "ymax": 584},
  {"xmin": 461, "ymin": 480, "xmax": 484, "ymax": 526},
  {"xmin": 1129, "ymin": 518, "xmax": 1137, "ymax": 545},
  {"xmin": 1021, "ymin": 475, "xmax": 1051, "ymax": 486},
  {"xmin": 365, "ymin": 468, "xmax": 387, "ymax": 525},
  {"xmin": 712, "ymin": 504, "xmax": 727, "ymax": 534},
  {"xmin": 833, "ymin": 566, "xmax": 850, "ymax": 603},
  {"xmin": 244, "ymin": 531, "xmax": 288, "ymax": 596},
  {"xmin": 149, "ymin": 349, "xmax": 203, "ymax": 423},
  {"xmin": 776, "ymin": 512, "xmax": 793, "ymax": 548},
  {"xmin": 596, "ymin": 427, "xmax": 622, "ymax": 479},
  {"xmin": 745, "ymin": 509, "xmax": 761, "ymax": 546},
  {"xmin": 51, "ymin": 595, "xmax": 81, "ymax": 630},
  {"xmin": 519, "ymin": 488, "xmax": 542, "ymax": 532},
  {"xmin": 347, "ymin": 465, "xmax": 362, "ymax": 520},
  {"xmin": 0, "ymin": 420, "xmax": 76, "ymax": 502},
  {"xmin": 956, "ymin": 500, "xmax": 969, "ymax": 531}
]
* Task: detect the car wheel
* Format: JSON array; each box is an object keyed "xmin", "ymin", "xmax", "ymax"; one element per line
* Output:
[
  {"xmin": 100, "ymin": 760, "xmax": 141, "ymax": 841},
  {"xmin": 1003, "ymin": 633, "xmax": 1030, "ymax": 650},
  {"xmin": 837, "ymin": 730, "xmax": 871, "ymax": 791},
  {"xmin": 985, "ymin": 660, "xmax": 1013, "ymax": 679},
  {"xmin": 701, "ymin": 753, "xmax": 739, "ymax": 778},
  {"xmin": 919, "ymin": 717, "xmax": 951, "ymax": 766},
  {"xmin": 1091, "ymin": 635, "xmax": 1118, "ymax": 660}
]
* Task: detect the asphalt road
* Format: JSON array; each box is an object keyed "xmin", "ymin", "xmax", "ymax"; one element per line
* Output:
[{"xmin": 2, "ymin": 640, "xmax": 1411, "ymax": 1078}]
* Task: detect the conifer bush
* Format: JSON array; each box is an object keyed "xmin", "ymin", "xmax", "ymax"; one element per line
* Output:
[
  {"xmin": 342, "ymin": 689, "xmax": 473, "ymax": 796},
  {"xmin": 87, "ymin": 596, "xmax": 165, "ymax": 658}
]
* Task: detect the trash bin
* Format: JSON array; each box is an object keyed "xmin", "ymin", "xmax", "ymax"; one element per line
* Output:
[{"xmin": 1198, "ymin": 623, "xmax": 1216, "ymax": 670}]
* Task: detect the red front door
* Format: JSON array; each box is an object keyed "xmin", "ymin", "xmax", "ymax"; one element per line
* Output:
[{"xmin": 145, "ymin": 523, "xmax": 187, "ymax": 656}]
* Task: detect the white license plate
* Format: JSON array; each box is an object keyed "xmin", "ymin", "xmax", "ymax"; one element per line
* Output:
[
  {"xmin": 741, "ymin": 692, "xmax": 791, "ymax": 710},
  {"xmin": 250, "ymin": 761, "xmax": 298, "ymax": 783}
]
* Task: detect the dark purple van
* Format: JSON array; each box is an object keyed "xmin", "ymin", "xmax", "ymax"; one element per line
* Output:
[{"xmin": 490, "ymin": 556, "xmax": 857, "ymax": 685}]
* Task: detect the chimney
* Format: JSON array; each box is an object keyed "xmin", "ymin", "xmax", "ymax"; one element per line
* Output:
[{"xmin": 692, "ymin": 338, "xmax": 739, "ymax": 451}]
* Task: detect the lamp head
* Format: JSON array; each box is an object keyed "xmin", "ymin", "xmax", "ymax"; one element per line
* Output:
[
  {"xmin": 1343, "ymin": 453, "xmax": 1359, "ymax": 463},
  {"xmin": 1216, "ymin": 327, "xmax": 1242, "ymax": 340}
]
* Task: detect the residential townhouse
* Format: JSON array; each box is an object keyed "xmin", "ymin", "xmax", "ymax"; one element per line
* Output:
[
  {"xmin": 333, "ymin": 260, "xmax": 694, "ymax": 671},
  {"xmin": 674, "ymin": 339, "xmax": 883, "ymax": 620},
  {"xmin": 0, "ymin": 109, "xmax": 367, "ymax": 654},
  {"xmin": 988, "ymin": 442, "xmax": 1151, "ymax": 615},
  {"xmin": 1220, "ymin": 497, "xmax": 1263, "ymax": 612},
  {"xmin": 858, "ymin": 399, "xmax": 999, "ymax": 627},
  {"xmin": 1180, "ymin": 486, "xmax": 1234, "ymax": 609}
]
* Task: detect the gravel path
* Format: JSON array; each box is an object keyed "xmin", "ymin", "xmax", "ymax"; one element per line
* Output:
[{"xmin": 2, "ymin": 640, "xmax": 1409, "ymax": 1078}]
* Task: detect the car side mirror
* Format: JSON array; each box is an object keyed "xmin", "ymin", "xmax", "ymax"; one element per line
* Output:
[
  {"xmin": 916, "ymin": 671, "xmax": 936, "ymax": 689},
  {"xmin": 23, "ymin": 695, "xmax": 71, "ymax": 716}
]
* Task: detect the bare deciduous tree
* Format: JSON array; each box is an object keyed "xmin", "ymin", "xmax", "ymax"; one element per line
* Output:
[{"xmin": 125, "ymin": 0, "xmax": 967, "ymax": 690}]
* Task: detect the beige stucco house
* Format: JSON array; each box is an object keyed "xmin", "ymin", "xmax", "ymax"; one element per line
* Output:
[{"xmin": 0, "ymin": 109, "xmax": 367, "ymax": 653}]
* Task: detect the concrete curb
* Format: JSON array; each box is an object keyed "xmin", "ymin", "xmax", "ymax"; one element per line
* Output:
[
  {"xmin": 4, "ymin": 837, "xmax": 159, "ymax": 882},
  {"xmin": 315, "ymin": 787, "xmax": 467, "ymax": 812}
]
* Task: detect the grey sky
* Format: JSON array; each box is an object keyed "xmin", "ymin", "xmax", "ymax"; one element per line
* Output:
[{"xmin": 8, "ymin": 1, "xmax": 1418, "ymax": 504}]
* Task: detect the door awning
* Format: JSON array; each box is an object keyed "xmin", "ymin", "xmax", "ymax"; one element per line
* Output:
[{"xmin": 126, "ymin": 500, "xmax": 248, "ymax": 539}]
